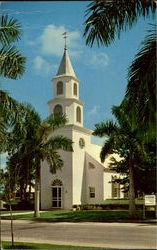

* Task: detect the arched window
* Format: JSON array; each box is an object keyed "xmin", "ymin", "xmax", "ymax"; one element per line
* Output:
[
  {"xmin": 57, "ymin": 81, "xmax": 63, "ymax": 95},
  {"xmin": 52, "ymin": 179, "xmax": 63, "ymax": 186},
  {"xmin": 76, "ymin": 106, "xmax": 81, "ymax": 123},
  {"xmin": 54, "ymin": 104, "xmax": 63, "ymax": 115},
  {"xmin": 73, "ymin": 83, "xmax": 77, "ymax": 96}
]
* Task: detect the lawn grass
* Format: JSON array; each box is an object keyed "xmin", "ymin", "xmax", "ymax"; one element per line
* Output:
[
  {"xmin": 1, "ymin": 210, "xmax": 32, "ymax": 214},
  {"xmin": 1, "ymin": 210, "xmax": 145, "ymax": 222},
  {"xmin": 2, "ymin": 241, "xmax": 115, "ymax": 249}
]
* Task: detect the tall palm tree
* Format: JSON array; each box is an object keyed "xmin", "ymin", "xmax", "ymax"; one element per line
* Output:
[
  {"xmin": 125, "ymin": 25, "xmax": 156, "ymax": 139},
  {"xmin": 93, "ymin": 105, "xmax": 146, "ymax": 218},
  {"xmin": 0, "ymin": 91, "xmax": 26, "ymax": 153},
  {"xmin": 83, "ymin": 1, "xmax": 156, "ymax": 138},
  {"xmin": 0, "ymin": 14, "xmax": 26, "ymax": 152},
  {"xmin": 0, "ymin": 15, "xmax": 26, "ymax": 79},
  {"xmin": 84, "ymin": 0, "xmax": 156, "ymax": 47},
  {"xmin": 7, "ymin": 104, "xmax": 73, "ymax": 217}
]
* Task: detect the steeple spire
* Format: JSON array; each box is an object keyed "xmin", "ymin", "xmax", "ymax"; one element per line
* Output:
[
  {"xmin": 56, "ymin": 33, "xmax": 77, "ymax": 78},
  {"xmin": 62, "ymin": 32, "xmax": 67, "ymax": 50}
]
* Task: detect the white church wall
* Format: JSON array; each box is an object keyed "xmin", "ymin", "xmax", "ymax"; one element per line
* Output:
[
  {"xmin": 72, "ymin": 129, "xmax": 91, "ymax": 205},
  {"xmin": 41, "ymin": 127, "xmax": 73, "ymax": 210},
  {"xmin": 85, "ymin": 153, "xmax": 104, "ymax": 204},
  {"xmin": 103, "ymin": 172, "xmax": 112, "ymax": 199}
]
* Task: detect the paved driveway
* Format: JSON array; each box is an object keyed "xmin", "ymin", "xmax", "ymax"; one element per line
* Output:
[{"xmin": 1, "ymin": 220, "xmax": 157, "ymax": 249}]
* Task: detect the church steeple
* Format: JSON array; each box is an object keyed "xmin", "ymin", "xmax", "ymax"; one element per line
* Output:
[
  {"xmin": 48, "ymin": 40, "xmax": 84, "ymax": 127},
  {"xmin": 56, "ymin": 48, "xmax": 77, "ymax": 78}
]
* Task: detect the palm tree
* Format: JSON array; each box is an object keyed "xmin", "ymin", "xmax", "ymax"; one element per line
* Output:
[
  {"xmin": 84, "ymin": 0, "xmax": 156, "ymax": 47},
  {"xmin": 0, "ymin": 15, "xmax": 26, "ymax": 152},
  {"xmin": 0, "ymin": 14, "xmax": 25, "ymax": 144},
  {"xmin": 0, "ymin": 91, "xmax": 26, "ymax": 153},
  {"xmin": 83, "ymin": 1, "xmax": 156, "ymax": 138},
  {"xmin": 7, "ymin": 104, "xmax": 73, "ymax": 217},
  {"xmin": 0, "ymin": 15, "xmax": 26, "ymax": 79},
  {"xmin": 125, "ymin": 25, "xmax": 156, "ymax": 139},
  {"xmin": 93, "ymin": 105, "xmax": 146, "ymax": 218}
]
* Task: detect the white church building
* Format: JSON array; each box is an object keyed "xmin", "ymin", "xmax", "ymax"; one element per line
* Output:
[{"xmin": 41, "ymin": 45, "xmax": 124, "ymax": 210}]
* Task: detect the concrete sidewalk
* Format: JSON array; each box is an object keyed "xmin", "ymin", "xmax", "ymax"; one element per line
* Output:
[{"xmin": 1, "ymin": 211, "xmax": 46, "ymax": 216}]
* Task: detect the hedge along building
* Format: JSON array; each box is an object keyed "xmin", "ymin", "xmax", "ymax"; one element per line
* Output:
[{"xmin": 40, "ymin": 42, "xmax": 124, "ymax": 210}]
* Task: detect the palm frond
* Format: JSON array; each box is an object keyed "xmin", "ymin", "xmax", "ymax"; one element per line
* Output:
[
  {"xmin": 46, "ymin": 151, "xmax": 63, "ymax": 174},
  {"xmin": 84, "ymin": 0, "xmax": 156, "ymax": 47},
  {"xmin": 0, "ymin": 46, "xmax": 26, "ymax": 79},
  {"xmin": 93, "ymin": 120, "xmax": 117, "ymax": 137},
  {"xmin": 44, "ymin": 113, "xmax": 68, "ymax": 132},
  {"xmin": 125, "ymin": 24, "xmax": 156, "ymax": 137},
  {"xmin": 45, "ymin": 135, "xmax": 73, "ymax": 152},
  {"xmin": 0, "ymin": 15, "xmax": 21, "ymax": 46},
  {"xmin": 100, "ymin": 137, "xmax": 116, "ymax": 162}
]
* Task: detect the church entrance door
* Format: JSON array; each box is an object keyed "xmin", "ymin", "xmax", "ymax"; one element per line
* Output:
[{"xmin": 52, "ymin": 186, "xmax": 62, "ymax": 208}]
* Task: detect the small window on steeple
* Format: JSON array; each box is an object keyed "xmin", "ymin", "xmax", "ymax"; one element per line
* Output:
[
  {"xmin": 57, "ymin": 81, "xmax": 63, "ymax": 95},
  {"xmin": 74, "ymin": 83, "xmax": 77, "ymax": 96},
  {"xmin": 76, "ymin": 106, "xmax": 81, "ymax": 123},
  {"xmin": 54, "ymin": 105, "xmax": 63, "ymax": 115}
]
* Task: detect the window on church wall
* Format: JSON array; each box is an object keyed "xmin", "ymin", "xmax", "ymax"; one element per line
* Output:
[
  {"xmin": 73, "ymin": 83, "xmax": 77, "ymax": 96},
  {"xmin": 52, "ymin": 179, "xmax": 62, "ymax": 208},
  {"xmin": 111, "ymin": 176, "xmax": 120, "ymax": 199},
  {"xmin": 54, "ymin": 104, "xmax": 63, "ymax": 115},
  {"xmin": 57, "ymin": 81, "xmax": 63, "ymax": 95},
  {"xmin": 76, "ymin": 106, "xmax": 81, "ymax": 123},
  {"xmin": 88, "ymin": 162, "xmax": 95, "ymax": 169},
  {"xmin": 89, "ymin": 187, "xmax": 95, "ymax": 198}
]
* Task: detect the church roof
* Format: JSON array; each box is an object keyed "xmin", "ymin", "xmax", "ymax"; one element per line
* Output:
[{"xmin": 56, "ymin": 48, "xmax": 77, "ymax": 78}]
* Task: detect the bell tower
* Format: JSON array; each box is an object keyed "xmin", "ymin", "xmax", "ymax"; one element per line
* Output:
[{"xmin": 48, "ymin": 34, "xmax": 84, "ymax": 127}]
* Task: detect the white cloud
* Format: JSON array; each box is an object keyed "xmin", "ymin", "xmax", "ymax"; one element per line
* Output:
[
  {"xmin": 33, "ymin": 56, "xmax": 57, "ymax": 75},
  {"xmin": 88, "ymin": 105, "xmax": 100, "ymax": 116},
  {"xmin": 88, "ymin": 52, "xmax": 109, "ymax": 69},
  {"xmin": 40, "ymin": 24, "xmax": 82, "ymax": 58},
  {"xmin": 27, "ymin": 40, "xmax": 36, "ymax": 46}
]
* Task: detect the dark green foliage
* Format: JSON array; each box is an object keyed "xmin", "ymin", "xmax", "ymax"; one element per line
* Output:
[
  {"xmin": 84, "ymin": 0, "xmax": 156, "ymax": 46},
  {"xmin": 0, "ymin": 15, "xmax": 21, "ymax": 46},
  {"xmin": 0, "ymin": 15, "xmax": 26, "ymax": 152},
  {"xmin": 84, "ymin": 1, "xmax": 156, "ymax": 141},
  {"xmin": 0, "ymin": 15, "xmax": 26, "ymax": 79},
  {"xmin": 0, "ymin": 46, "xmax": 26, "ymax": 79},
  {"xmin": 0, "ymin": 90, "xmax": 26, "ymax": 153},
  {"xmin": 6, "ymin": 104, "xmax": 73, "ymax": 205},
  {"xmin": 93, "ymin": 104, "xmax": 156, "ymax": 218},
  {"xmin": 125, "ymin": 25, "xmax": 156, "ymax": 138}
]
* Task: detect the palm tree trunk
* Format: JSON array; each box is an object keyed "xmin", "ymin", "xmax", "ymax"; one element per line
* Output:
[
  {"xmin": 34, "ymin": 167, "xmax": 40, "ymax": 218},
  {"xmin": 128, "ymin": 159, "xmax": 136, "ymax": 219}
]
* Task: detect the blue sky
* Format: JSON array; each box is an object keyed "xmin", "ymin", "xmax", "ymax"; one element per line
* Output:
[{"xmin": 1, "ymin": 1, "xmax": 155, "ymax": 131}]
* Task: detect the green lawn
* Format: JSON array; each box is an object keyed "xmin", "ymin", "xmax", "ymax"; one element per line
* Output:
[
  {"xmin": 1, "ymin": 210, "xmax": 145, "ymax": 222},
  {"xmin": 1, "ymin": 210, "xmax": 32, "ymax": 214},
  {"xmin": 2, "ymin": 241, "xmax": 117, "ymax": 249}
]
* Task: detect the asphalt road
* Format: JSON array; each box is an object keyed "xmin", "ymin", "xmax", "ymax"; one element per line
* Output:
[{"xmin": 1, "ymin": 220, "xmax": 157, "ymax": 249}]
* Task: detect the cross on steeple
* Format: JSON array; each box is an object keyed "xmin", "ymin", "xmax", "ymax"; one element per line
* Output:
[{"xmin": 62, "ymin": 32, "xmax": 68, "ymax": 50}]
